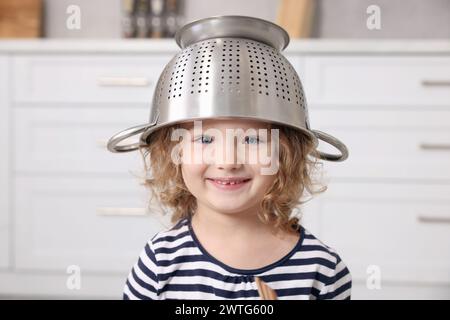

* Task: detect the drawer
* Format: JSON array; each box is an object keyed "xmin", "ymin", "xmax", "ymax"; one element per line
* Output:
[
  {"xmin": 314, "ymin": 182, "xmax": 450, "ymax": 284},
  {"xmin": 351, "ymin": 281, "xmax": 450, "ymax": 300},
  {"xmin": 13, "ymin": 106, "xmax": 151, "ymax": 174},
  {"xmin": 14, "ymin": 175, "xmax": 170, "ymax": 272},
  {"xmin": 304, "ymin": 56, "xmax": 450, "ymax": 107},
  {"xmin": 309, "ymin": 109, "xmax": 450, "ymax": 180},
  {"xmin": 12, "ymin": 54, "xmax": 172, "ymax": 103}
]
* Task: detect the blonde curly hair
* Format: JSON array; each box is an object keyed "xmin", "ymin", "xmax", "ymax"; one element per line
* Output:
[{"xmin": 137, "ymin": 120, "xmax": 327, "ymax": 235}]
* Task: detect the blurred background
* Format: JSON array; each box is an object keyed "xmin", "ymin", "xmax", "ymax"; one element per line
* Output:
[
  {"xmin": 0, "ymin": 0, "xmax": 449, "ymax": 299},
  {"xmin": 1, "ymin": 0, "xmax": 449, "ymax": 38}
]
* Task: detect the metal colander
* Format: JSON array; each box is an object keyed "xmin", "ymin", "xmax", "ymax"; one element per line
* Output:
[{"xmin": 107, "ymin": 15, "xmax": 348, "ymax": 162}]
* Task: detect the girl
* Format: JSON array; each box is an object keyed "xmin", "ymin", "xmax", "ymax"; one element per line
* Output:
[
  {"xmin": 106, "ymin": 15, "xmax": 352, "ymax": 300},
  {"xmin": 122, "ymin": 116, "xmax": 352, "ymax": 300}
]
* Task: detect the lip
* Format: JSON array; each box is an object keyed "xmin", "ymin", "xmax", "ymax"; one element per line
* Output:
[
  {"xmin": 207, "ymin": 177, "xmax": 252, "ymax": 182},
  {"xmin": 206, "ymin": 178, "xmax": 251, "ymax": 191}
]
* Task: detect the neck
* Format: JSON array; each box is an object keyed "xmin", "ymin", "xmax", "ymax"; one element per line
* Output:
[{"xmin": 190, "ymin": 202, "xmax": 279, "ymax": 242}]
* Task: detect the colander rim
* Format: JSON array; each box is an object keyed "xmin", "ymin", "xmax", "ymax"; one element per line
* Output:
[
  {"xmin": 139, "ymin": 116, "xmax": 319, "ymax": 149},
  {"xmin": 174, "ymin": 15, "xmax": 290, "ymax": 52}
]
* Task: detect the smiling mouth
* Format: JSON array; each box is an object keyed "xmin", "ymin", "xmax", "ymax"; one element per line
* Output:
[
  {"xmin": 206, "ymin": 178, "xmax": 251, "ymax": 185},
  {"xmin": 206, "ymin": 178, "xmax": 252, "ymax": 190}
]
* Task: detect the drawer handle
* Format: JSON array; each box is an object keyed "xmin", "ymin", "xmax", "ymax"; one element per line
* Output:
[
  {"xmin": 96, "ymin": 207, "xmax": 148, "ymax": 216},
  {"xmin": 97, "ymin": 76, "xmax": 151, "ymax": 87},
  {"xmin": 421, "ymin": 80, "xmax": 450, "ymax": 87},
  {"xmin": 417, "ymin": 215, "xmax": 450, "ymax": 224},
  {"xmin": 419, "ymin": 143, "xmax": 450, "ymax": 151}
]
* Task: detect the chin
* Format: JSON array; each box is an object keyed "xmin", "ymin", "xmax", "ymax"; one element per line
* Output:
[{"xmin": 210, "ymin": 204, "xmax": 248, "ymax": 214}]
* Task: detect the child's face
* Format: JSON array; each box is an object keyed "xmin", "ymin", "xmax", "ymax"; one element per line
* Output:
[{"xmin": 178, "ymin": 119, "xmax": 279, "ymax": 215}]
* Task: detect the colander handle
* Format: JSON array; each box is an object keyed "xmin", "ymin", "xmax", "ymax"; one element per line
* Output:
[
  {"xmin": 107, "ymin": 121, "xmax": 157, "ymax": 153},
  {"xmin": 311, "ymin": 129, "xmax": 349, "ymax": 162}
]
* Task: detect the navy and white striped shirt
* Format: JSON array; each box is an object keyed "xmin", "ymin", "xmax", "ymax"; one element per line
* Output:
[{"xmin": 123, "ymin": 217, "xmax": 352, "ymax": 300}]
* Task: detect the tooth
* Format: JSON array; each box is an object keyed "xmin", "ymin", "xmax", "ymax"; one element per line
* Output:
[{"xmin": 214, "ymin": 180, "xmax": 245, "ymax": 185}]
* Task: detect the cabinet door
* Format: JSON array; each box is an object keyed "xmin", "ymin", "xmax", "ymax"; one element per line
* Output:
[
  {"xmin": 308, "ymin": 109, "xmax": 450, "ymax": 180},
  {"xmin": 304, "ymin": 56, "xmax": 450, "ymax": 107},
  {"xmin": 13, "ymin": 106, "xmax": 149, "ymax": 174},
  {"xmin": 14, "ymin": 175, "xmax": 171, "ymax": 273},
  {"xmin": 315, "ymin": 182, "xmax": 450, "ymax": 284},
  {"xmin": 12, "ymin": 55, "xmax": 172, "ymax": 103},
  {"xmin": 0, "ymin": 55, "xmax": 10, "ymax": 269}
]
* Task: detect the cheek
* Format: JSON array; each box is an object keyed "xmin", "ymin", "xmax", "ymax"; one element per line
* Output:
[
  {"xmin": 259, "ymin": 174, "xmax": 277, "ymax": 187},
  {"xmin": 181, "ymin": 164, "xmax": 208, "ymax": 188},
  {"xmin": 251, "ymin": 167, "xmax": 277, "ymax": 190}
]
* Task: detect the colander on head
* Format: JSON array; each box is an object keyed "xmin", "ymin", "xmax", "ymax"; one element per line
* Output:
[{"xmin": 107, "ymin": 15, "xmax": 349, "ymax": 162}]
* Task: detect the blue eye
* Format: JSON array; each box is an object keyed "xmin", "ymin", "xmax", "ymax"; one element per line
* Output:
[
  {"xmin": 244, "ymin": 136, "xmax": 261, "ymax": 144},
  {"xmin": 195, "ymin": 135, "xmax": 214, "ymax": 144}
]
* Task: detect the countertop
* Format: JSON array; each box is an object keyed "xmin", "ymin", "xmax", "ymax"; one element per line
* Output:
[{"xmin": 0, "ymin": 39, "xmax": 449, "ymax": 54}]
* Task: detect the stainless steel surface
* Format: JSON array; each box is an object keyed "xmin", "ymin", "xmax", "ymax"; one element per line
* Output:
[
  {"xmin": 107, "ymin": 15, "xmax": 349, "ymax": 162},
  {"xmin": 174, "ymin": 15, "xmax": 290, "ymax": 51}
]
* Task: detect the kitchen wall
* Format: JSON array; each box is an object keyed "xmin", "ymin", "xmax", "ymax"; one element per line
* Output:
[
  {"xmin": 314, "ymin": 0, "xmax": 450, "ymax": 38},
  {"xmin": 42, "ymin": 0, "xmax": 450, "ymax": 38}
]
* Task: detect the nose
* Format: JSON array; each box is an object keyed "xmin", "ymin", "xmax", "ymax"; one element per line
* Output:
[{"xmin": 211, "ymin": 135, "xmax": 244, "ymax": 169}]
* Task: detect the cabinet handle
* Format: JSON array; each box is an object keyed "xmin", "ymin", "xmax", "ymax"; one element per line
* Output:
[
  {"xmin": 96, "ymin": 207, "xmax": 148, "ymax": 216},
  {"xmin": 421, "ymin": 80, "xmax": 450, "ymax": 87},
  {"xmin": 417, "ymin": 215, "xmax": 450, "ymax": 224},
  {"xmin": 419, "ymin": 143, "xmax": 450, "ymax": 151},
  {"xmin": 97, "ymin": 76, "xmax": 151, "ymax": 87}
]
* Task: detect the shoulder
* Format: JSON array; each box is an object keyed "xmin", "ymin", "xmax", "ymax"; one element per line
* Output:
[
  {"xmin": 149, "ymin": 217, "xmax": 191, "ymax": 249},
  {"xmin": 300, "ymin": 226, "xmax": 352, "ymax": 299},
  {"xmin": 134, "ymin": 217, "xmax": 190, "ymax": 275},
  {"xmin": 122, "ymin": 218, "xmax": 191, "ymax": 300},
  {"xmin": 144, "ymin": 217, "xmax": 192, "ymax": 263},
  {"xmin": 301, "ymin": 227, "xmax": 344, "ymax": 266}
]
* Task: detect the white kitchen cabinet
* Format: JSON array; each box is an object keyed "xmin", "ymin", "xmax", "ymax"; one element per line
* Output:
[
  {"xmin": 314, "ymin": 182, "xmax": 450, "ymax": 284},
  {"xmin": 12, "ymin": 55, "xmax": 172, "ymax": 103},
  {"xmin": 0, "ymin": 55, "xmax": 10, "ymax": 269},
  {"xmin": 309, "ymin": 109, "xmax": 450, "ymax": 180},
  {"xmin": 352, "ymin": 282, "xmax": 450, "ymax": 300},
  {"xmin": 13, "ymin": 106, "xmax": 149, "ymax": 174},
  {"xmin": 302, "ymin": 54, "xmax": 450, "ymax": 299},
  {"xmin": 304, "ymin": 56, "xmax": 450, "ymax": 107},
  {"xmin": 13, "ymin": 175, "xmax": 167, "ymax": 272},
  {"xmin": 0, "ymin": 40, "xmax": 449, "ymax": 299}
]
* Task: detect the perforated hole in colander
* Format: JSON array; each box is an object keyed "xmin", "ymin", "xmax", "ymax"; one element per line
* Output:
[{"xmin": 163, "ymin": 38, "xmax": 307, "ymax": 110}]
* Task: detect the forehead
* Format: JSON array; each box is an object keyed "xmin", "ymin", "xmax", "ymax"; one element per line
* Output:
[{"xmin": 179, "ymin": 118, "xmax": 271, "ymax": 131}]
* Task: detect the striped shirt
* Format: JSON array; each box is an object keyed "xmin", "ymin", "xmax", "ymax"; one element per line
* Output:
[{"xmin": 123, "ymin": 217, "xmax": 352, "ymax": 300}]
